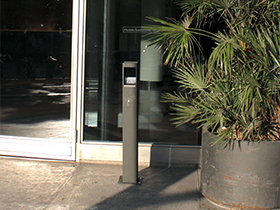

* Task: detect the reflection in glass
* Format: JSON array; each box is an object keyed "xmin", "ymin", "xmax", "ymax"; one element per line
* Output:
[
  {"xmin": 83, "ymin": 0, "xmax": 200, "ymax": 145},
  {"xmin": 0, "ymin": 0, "xmax": 72, "ymax": 139}
]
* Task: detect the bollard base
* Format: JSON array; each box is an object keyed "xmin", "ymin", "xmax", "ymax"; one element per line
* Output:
[{"xmin": 118, "ymin": 176, "xmax": 143, "ymax": 185}]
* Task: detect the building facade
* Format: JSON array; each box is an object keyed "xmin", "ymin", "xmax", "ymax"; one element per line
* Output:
[{"xmin": 0, "ymin": 0, "xmax": 201, "ymax": 166}]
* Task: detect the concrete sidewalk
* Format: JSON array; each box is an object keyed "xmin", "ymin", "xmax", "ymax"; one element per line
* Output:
[{"xmin": 0, "ymin": 158, "xmax": 223, "ymax": 210}]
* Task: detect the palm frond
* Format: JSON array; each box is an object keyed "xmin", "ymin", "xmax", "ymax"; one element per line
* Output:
[
  {"xmin": 147, "ymin": 0, "xmax": 280, "ymax": 144},
  {"xmin": 143, "ymin": 16, "xmax": 214, "ymax": 66}
]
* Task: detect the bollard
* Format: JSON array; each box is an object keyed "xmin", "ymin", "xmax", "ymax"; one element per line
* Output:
[{"xmin": 120, "ymin": 61, "xmax": 139, "ymax": 184}]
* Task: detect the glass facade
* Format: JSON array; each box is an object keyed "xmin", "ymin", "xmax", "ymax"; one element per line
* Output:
[
  {"xmin": 0, "ymin": 0, "xmax": 72, "ymax": 139},
  {"xmin": 0, "ymin": 0, "xmax": 200, "ymax": 145},
  {"xmin": 83, "ymin": 0, "xmax": 200, "ymax": 145}
]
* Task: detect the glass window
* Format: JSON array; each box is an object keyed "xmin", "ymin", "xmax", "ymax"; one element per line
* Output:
[
  {"xmin": 0, "ymin": 0, "xmax": 72, "ymax": 139},
  {"xmin": 83, "ymin": 0, "xmax": 200, "ymax": 145}
]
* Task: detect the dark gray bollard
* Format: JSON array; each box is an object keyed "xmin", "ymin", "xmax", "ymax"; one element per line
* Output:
[{"xmin": 120, "ymin": 61, "xmax": 139, "ymax": 184}]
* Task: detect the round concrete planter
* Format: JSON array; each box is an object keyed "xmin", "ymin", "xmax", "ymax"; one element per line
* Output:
[{"xmin": 201, "ymin": 128, "xmax": 280, "ymax": 209}]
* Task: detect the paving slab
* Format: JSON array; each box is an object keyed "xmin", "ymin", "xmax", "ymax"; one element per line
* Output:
[
  {"xmin": 0, "ymin": 158, "xmax": 223, "ymax": 210},
  {"xmin": 0, "ymin": 158, "xmax": 76, "ymax": 210}
]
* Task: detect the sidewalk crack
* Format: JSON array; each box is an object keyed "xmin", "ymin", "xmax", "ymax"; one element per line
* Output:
[{"xmin": 44, "ymin": 162, "xmax": 81, "ymax": 209}]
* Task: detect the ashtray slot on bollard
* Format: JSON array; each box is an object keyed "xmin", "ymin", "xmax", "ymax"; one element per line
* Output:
[{"xmin": 119, "ymin": 61, "xmax": 141, "ymax": 184}]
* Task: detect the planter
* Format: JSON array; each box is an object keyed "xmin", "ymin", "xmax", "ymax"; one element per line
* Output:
[{"xmin": 201, "ymin": 128, "xmax": 280, "ymax": 209}]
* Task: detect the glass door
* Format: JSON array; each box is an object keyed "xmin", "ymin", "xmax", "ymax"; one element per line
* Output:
[
  {"xmin": 0, "ymin": 0, "xmax": 75, "ymax": 160},
  {"xmin": 83, "ymin": 0, "xmax": 141, "ymax": 142}
]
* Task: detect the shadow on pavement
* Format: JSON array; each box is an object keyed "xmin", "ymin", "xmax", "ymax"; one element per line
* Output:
[{"xmin": 87, "ymin": 167, "xmax": 202, "ymax": 210}]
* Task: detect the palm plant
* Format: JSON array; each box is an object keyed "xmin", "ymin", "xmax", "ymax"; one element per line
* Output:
[{"xmin": 144, "ymin": 0, "xmax": 280, "ymax": 144}]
